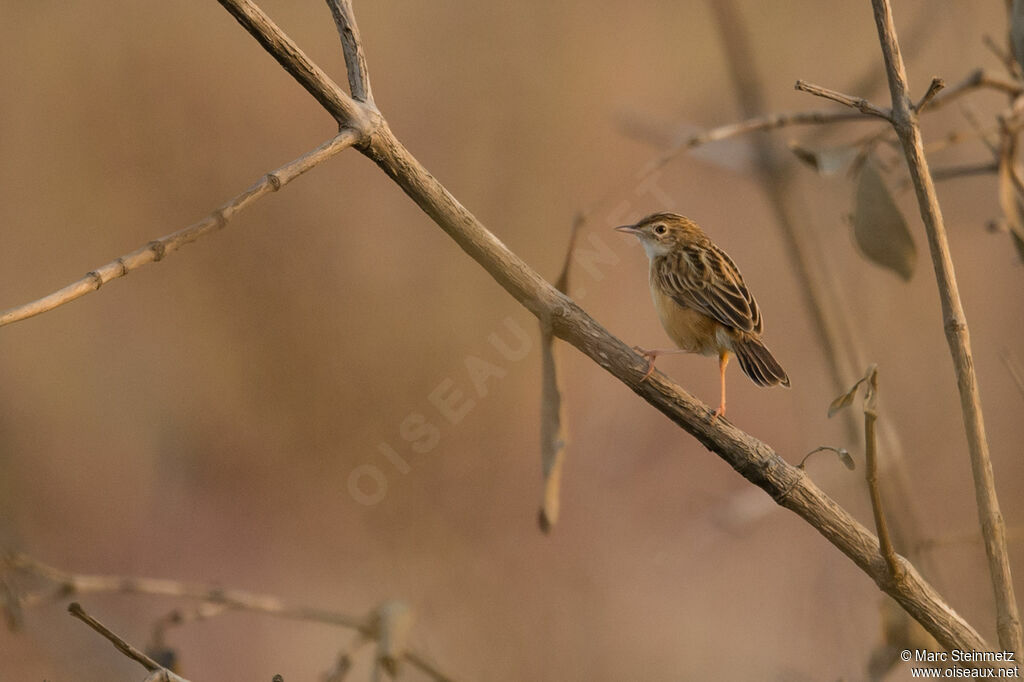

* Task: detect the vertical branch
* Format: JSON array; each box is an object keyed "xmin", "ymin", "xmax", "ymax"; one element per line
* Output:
[
  {"xmin": 708, "ymin": 0, "xmax": 864, "ymax": 445},
  {"xmin": 325, "ymin": 0, "xmax": 374, "ymax": 105},
  {"xmin": 862, "ymin": 367, "xmax": 901, "ymax": 580},
  {"xmin": 870, "ymin": 0, "xmax": 1022, "ymax": 657}
]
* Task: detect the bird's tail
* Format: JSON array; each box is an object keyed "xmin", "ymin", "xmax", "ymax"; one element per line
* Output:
[{"xmin": 732, "ymin": 336, "xmax": 791, "ymax": 388}]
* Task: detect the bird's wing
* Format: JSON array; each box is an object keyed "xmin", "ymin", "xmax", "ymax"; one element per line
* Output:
[{"xmin": 655, "ymin": 243, "xmax": 763, "ymax": 334}]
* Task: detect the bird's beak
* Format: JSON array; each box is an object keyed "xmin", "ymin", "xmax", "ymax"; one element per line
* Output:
[{"xmin": 614, "ymin": 224, "xmax": 640, "ymax": 234}]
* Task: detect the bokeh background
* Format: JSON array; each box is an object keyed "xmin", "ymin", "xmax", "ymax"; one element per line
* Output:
[{"xmin": 2, "ymin": 1, "xmax": 1022, "ymax": 680}]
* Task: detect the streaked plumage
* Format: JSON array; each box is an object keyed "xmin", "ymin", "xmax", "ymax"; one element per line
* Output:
[{"xmin": 616, "ymin": 212, "xmax": 789, "ymax": 416}]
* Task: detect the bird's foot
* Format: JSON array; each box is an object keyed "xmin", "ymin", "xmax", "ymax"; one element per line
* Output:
[{"xmin": 632, "ymin": 346, "xmax": 659, "ymax": 382}]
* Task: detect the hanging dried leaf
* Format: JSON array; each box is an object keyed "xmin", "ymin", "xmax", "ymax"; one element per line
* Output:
[
  {"xmin": 788, "ymin": 141, "xmax": 857, "ymax": 176},
  {"xmin": 538, "ymin": 320, "xmax": 567, "ymax": 533},
  {"xmin": 537, "ymin": 215, "xmax": 582, "ymax": 533},
  {"xmin": 852, "ymin": 160, "xmax": 916, "ymax": 280}
]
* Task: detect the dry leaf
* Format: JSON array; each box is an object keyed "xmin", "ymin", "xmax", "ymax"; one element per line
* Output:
[
  {"xmin": 852, "ymin": 160, "xmax": 916, "ymax": 280},
  {"xmin": 537, "ymin": 215, "xmax": 582, "ymax": 533},
  {"xmin": 538, "ymin": 323, "xmax": 567, "ymax": 533}
]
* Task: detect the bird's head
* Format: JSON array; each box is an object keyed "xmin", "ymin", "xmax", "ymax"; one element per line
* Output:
[{"xmin": 615, "ymin": 213, "xmax": 705, "ymax": 260}]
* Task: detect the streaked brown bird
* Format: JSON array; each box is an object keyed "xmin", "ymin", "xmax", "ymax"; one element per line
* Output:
[{"xmin": 616, "ymin": 212, "xmax": 790, "ymax": 416}]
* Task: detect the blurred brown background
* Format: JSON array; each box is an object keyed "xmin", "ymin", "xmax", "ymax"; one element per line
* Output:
[{"xmin": 1, "ymin": 1, "xmax": 1022, "ymax": 680}]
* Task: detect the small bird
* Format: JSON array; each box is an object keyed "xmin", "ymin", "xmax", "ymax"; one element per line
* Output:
[{"xmin": 616, "ymin": 212, "xmax": 790, "ymax": 416}]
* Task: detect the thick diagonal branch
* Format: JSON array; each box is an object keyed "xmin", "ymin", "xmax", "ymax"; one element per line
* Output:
[{"xmin": 870, "ymin": 0, "xmax": 1022, "ymax": 657}]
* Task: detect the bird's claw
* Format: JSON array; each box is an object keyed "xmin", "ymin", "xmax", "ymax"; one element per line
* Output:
[{"xmin": 632, "ymin": 346, "xmax": 658, "ymax": 382}]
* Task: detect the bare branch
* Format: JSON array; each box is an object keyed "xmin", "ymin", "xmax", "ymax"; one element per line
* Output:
[
  {"xmin": 930, "ymin": 161, "xmax": 999, "ymax": 182},
  {"xmin": 11, "ymin": 553, "xmax": 367, "ymax": 632},
  {"xmin": 0, "ymin": 130, "xmax": 358, "ymax": 328},
  {"xmin": 67, "ymin": 602, "xmax": 165, "ymax": 675},
  {"xmin": 638, "ymin": 108, "xmax": 876, "ymax": 172},
  {"xmin": 928, "ymin": 68, "xmax": 1024, "ymax": 111},
  {"xmin": 7, "ymin": 553, "xmax": 455, "ymax": 681},
  {"xmin": 325, "ymin": 0, "xmax": 374, "ymax": 105},
  {"xmin": 870, "ymin": 0, "xmax": 1023, "ymax": 657},
  {"xmin": 983, "ymin": 33, "xmax": 1024, "ymax": 80},
  {"xmin": 1002, "ymin": 350, "xmax": 1024, "ymax": 401},
  {"xmin": 794, "ymin": 79, "xmax": 892, "ymax": 119}
]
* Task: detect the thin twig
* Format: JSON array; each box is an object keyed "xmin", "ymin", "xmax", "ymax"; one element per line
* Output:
[
  {"xmin": 929, "ymin": 161, "xmax": 999, "ymax": 182},
  {"xmin": 7, "ymin": 553, "xmax": 454, "ymax": 681},
  {"xmin": 794, "ymin": 79, "xmax": 892, "ymax": 119},
  {"xmin": 984, "ymin": 33, "xmax": 1024, "ymax": 80},
  {"xmin": 924, "ymin": 124, "xmax": 999, "ymax": 155},
  {"xmin": 10, "ymin": 553, "xmax": 367, "ymax": 632},
  {"xmin": 914, "ymin": 77, "xmax": 945, "ymax": 113},
  {"xmin": 325, "ymin": 0, "xmax": 374, "ymax": 105},
  {"xmin": 929, "ymin": 68, "xmax": 1024, "ymax": 111},
  {"xmin": 0, "ymin": 130, "xmax": 358, "ymax": 328},
  {"xmin": 1001, "ymin": 349, "xmax": 1024, "ymax": 401},
  {"xmin": 68, "ymin": 602, "xmax": 163, "ymax": 673},
  {"xmin": 870, "ymin": 0, "xmax": 1023, "ymax": 658},
  {"xmin": 861, "ymin": 367, "xmax": 902, "ymax": 580},
  {"xmin": 641, "ymin": 108, "xmax": 876, "ymax": 172}
]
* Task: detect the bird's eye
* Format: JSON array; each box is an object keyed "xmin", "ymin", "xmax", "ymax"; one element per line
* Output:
[{"xmin": 654, "ymin": 224, "xmax": 667, "ymax": 235}]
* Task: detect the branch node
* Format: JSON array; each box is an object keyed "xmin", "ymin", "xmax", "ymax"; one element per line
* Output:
[
  {"xmin": 148, "ymin": 241, "xmax": 167, "ymax": 262},
  {"xmin": 944, "ymin": 316, "xmax": 967, "ymax": 334}
]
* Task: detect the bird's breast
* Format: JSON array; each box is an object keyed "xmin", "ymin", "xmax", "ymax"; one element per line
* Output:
[{"xmin": 649, "ymin": 275, "xmax": 722, "ymax": 356}]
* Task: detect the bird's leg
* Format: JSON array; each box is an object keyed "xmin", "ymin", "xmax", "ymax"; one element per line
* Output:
[
  {"xmin": 712, "ymin": 350, "xmax": 730, "ymax": 418},
  {"xmin": 632, "ymin": 346, "xmax": 689, "ymax": 382}
]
